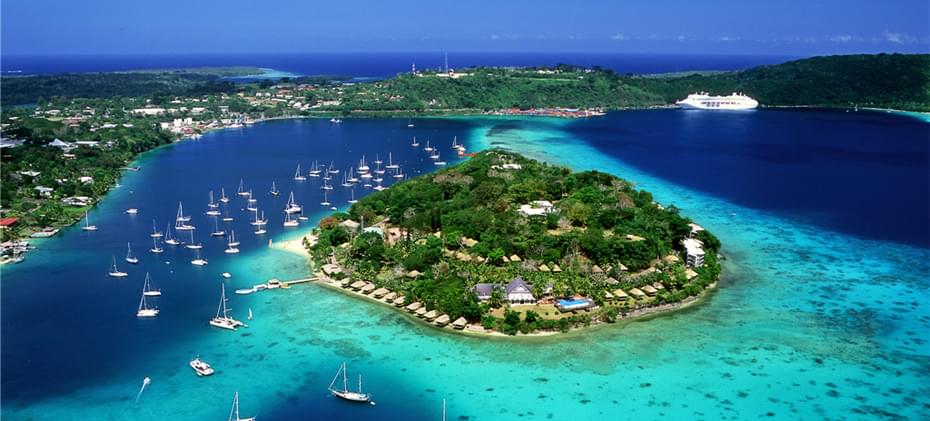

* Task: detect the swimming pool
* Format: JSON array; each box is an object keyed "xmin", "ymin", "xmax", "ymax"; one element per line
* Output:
[{"xmin": 556, "ymin": 298, "xmax": 593, "ymax": 312}]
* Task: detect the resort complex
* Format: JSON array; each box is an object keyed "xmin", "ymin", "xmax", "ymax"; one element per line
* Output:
[{"xmin": 307, "ymin": 150, "xmax": 721, "ymax": 335}]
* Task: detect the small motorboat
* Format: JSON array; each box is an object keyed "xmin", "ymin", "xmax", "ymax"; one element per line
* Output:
[{"xmin": 190, "ymin": 357, "xmax": 215, "ymax": 376}]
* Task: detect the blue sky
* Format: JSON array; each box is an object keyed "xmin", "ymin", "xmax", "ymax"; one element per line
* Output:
[{"xmin": 2, "ymin": 0, "xmax": 928, "ymax": 55}]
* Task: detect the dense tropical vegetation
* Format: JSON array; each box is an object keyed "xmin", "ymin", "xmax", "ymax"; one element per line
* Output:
[{"xmin": 308, "ymin": 150, "xmax": 721, "ymax": 334}]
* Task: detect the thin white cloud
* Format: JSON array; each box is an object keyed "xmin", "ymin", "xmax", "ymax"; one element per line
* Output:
[
  {"xmin": 880, "ymin": 30, "xmax": 919, "ymax": 44},
  {"xmin": 489, "ymin": 34, "xmax": 500, "ymax": 40},
  {"xmin": 610, "ymin": 33, "xmax": 626, "ymax": 41}
]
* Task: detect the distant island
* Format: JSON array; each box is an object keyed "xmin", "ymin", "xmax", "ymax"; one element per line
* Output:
[
  {"xmin": 304, "ymin": 150, "xmax": 721, "ymax": 335},
  {"xmin": 1, "ymin": 53, "xmax": 927, "ymax": 254}
]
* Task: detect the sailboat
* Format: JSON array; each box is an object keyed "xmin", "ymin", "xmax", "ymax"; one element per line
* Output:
[
  {"xmin": 320, "ymin": 190, "xmax": 331, "ymax": 207},
  {"xmin": 191, "ymin": 249, "xmax": 208, "ymax": 266},
  {"xmin": 150, "ymin": 237, "xmax": 164, "ymax": 254},
  {"xmin": 211, "ymin": 218, "xmax": 226, "ymax": 237},
  {"xmin": 358, "ymin": 155, "xmax": 370, "ymax": 173},
  {"xmin": 228, "ymin": 230, "xmax": 240, "ymax": 247},
  {"xmin": 424, "ymin": 139, "xmax": 433, "ymax": 152},
  {"xmin": 248, "ymin": 308, "xmax": 253, "ymax": 321},
  {"xmin": 373, "ymin": 154, "xmax": 383, "ymax": 165},
  {"xmin": 206, "ymin": 191, "xmax": 221, "ymax": 216},
  {"xmin": 393, "ymin": 166, "xmax": 404, "ymax": 179},
  {"xmin": 237, "ymin": 179, "xmax": 249, "ymax": 197},
  {"xmin": 254, "ymin": 211, "xmax": 267, "ymax": 235},
  {"xmin": 164, "ymin": 224, "xmax": 180, "ymax": 245},
  {"xmin": 309, "ymin": 160, "xmax": 321, "ymax": 177},
  {"xmin": 434, "ymin": 150, "xmax": 447, "ymax": 166},
  {"xmin": 227, "ymin": 392, "xmax": 255, "ymax": 421},
  {"xmin": 284, "ymin": 192, "xmax": 301, "ymax": 214},
  {"xmin": 328, "ymin": 161, "xmax": 340, "ymax": 174},
  {"xmin": 108, "ymin": 256, "xmax": 128, "ymax": 277},
  {"xmin": 136, "ymin": 287, "xmax": 159, "ymax": 318},
  {"xmin": 150, "ymin": 220, "xmax": 163, "ymax": 238},
  {"xmin": 348, "ymin": 189, "xmax": 358, "ymax": 204},
  {"xmin": 340, "ymin": 173, "xmax": 352, "ymax": 188},
  {"xmin": 225, "ymin": 231, "xmax": 240, "ymax": 254},
  {"xmin": 298, "ymin": 210, "xmax": 309, "ymax": 221},
  {"xmin": 328, "ymin": 362, "xmax": 372, "ymax": 403},
  {"xmin": 220, "ymin": 188, "xmax": 230, "ymax": 203},
  {"xmin": 411, "ymin": 136, "xmax": 420, "ymax": 147},
  {"xmin": 385, "ymin": 152, "xmax": 399, "ymax": 169},
  {"xmin": 222, "ymin": 207, "xmax": 234, "ymax": 222},
  {"xmin": 82, "ymin": 211, "xmax": 98, "ymax": 231},
  {"xmin": 186, "ymin": 230, "xmax": 202, "ymax": 249},
  {"xmin": 270, "ymin": 180, "xmax": 280, "ymax": 196},
  {"xmin": 283, "ymin": 212, "xmax": 299, "ymax": 227},
  {"xmin": 294, "ymin": 164, "xmax": 307, "ymax": 181},
  {"xmin": 347, "ymin": 167, "xmax": 359, "ymax": 183},
  {"xmin": 142, "ymin": 272, "xmax": 162, "ymax": 296},
  {"xmin": 125, "ymin": 242, "xmax": 139, "ymax": 264},
  {"xmin": 175, "ymin": 202, "xmax": 194, "ymax": 230},
  {"xmin": 209, "ymin": 284, "xmax": 244, "ymax": 330},
  {"xmin": 374, "ymin": 161, "xmax": 385, "ymax": 175},
  {"xmin": 373, "ymin": 180, "xmax": 386, "ymax": 192}
]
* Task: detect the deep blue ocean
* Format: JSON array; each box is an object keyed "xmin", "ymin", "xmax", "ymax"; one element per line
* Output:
[
  {"xmin": 0, "ymin": 52, "xmax": 797, "ymax": 77},
  {"xmin": 2, "ymin": 110, "xmax": 929, "ymax": 420}
]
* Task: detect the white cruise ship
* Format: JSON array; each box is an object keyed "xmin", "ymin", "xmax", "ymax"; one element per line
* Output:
[{"xmin": 676, "ymin": 92, "xmax": 759, "ymax": 110}]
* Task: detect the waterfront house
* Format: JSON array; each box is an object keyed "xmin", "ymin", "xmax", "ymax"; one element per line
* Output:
[
  {"xmin": 393, "ymin": 296, "xmax": 406, "ymax": 306},
  {"xmin": 505, "ymin": 277, "xmax": 535, "ymax": 304},
  {"xmin": 642, "ymin": 285, "xmax": 658, "ymax": 296},
  {"xmin": 612, "ymin": 289, "xmax": 630, "ymax": 301},
  {"xmin": 434, "ymin": 314, "xmax": 451, "ymax": 326},
  {"xmin": 372, "ymin": 287, "xmax": 389, "ymax": 298},
  {"xmin": 349, "ymin": 280, "xmax": 366, "ymax": 291},
  {"xmin": 682, "ymin": 238, "xmax": 706, "ymax": 268},
  {"xmin": 629, "ymin": 288, "xmax": 647, "ymax": 299},
  {"xmin": 34, "ymin": 186, "xmax": 54, "ymax": 198},
  {"xmin": 0, "ymin": 218, "xmax": 19, "ymax": 230},
  {"xmin": 339, "ymin": 219, "xmax": 360, "ymax": 233},
  {"xmin": 518, "ymin": 200, "xmax": 556, "ymax": 217},
  {"xmin": 451, "ymin": 317, "xmax": 468, "ymax": 329}
]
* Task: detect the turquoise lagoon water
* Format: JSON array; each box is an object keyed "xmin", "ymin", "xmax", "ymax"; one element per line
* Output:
[{"xmin": 2, "ymin": 113, "xmax": 929, "ymax": 420}]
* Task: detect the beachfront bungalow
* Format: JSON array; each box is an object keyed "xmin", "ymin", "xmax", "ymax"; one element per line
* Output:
[
  {"xmin": 605, "ymin": 277, "xmax": 619, "ymax": 285},
  {"xmin": 612, "ymin": 289, "xmax": 630, "ymax": 301},
  {"xmin": 551, "ymin": 264, "xmax": 562, "ymax": 273},
  {"xmin": 509, "ymin": 255, "xmax": 522, "ymax": 262},
  {"xmin": 383, "ymin": 292, "xmax": 397, "ymax": 302},
  {"xmin": 471, "ymin": 284, "xmax": 495, "ymax": 301},
  {"xmin": 0, "ymin": 218, "xmax": 19, "ymax": 230},
  {"xmin": 361, "ymin": 283, "xmax": 376, "ymax": 294},
  {"xmin": 406, "ymin": 270, "xmax": 422, "ymax": 278},
  {"xmin": 642, "ymin": 285, "xmax": 658, "ymax": 296},
  {"xmin": 393, "ymin": 296, "xmax": 406, "ymax": 306},
  {"xmin": 501, "ymin": 255, "xmax": 510, "ymax": 263},
  {"xmin": 686, "ymin": 268, "xmax": 699, "ymax": 280},
  {"xmin": 518, "ymin": 200, "xmax": 556, "ymax": 217},
  {"xmin": 372, "ymin": 287, "xmax": 390, "ymax": 298},
  {"xmin": 423, "ymin": 310, "xmax": 438, "ymax": 321},
  {"xmin": 652, "ymin": 282, "xmax": 666, "ymax": 291},
  {"xmin": 34, "ymin": 186, "xmax": 53, "ymax": 198},
  {"xmin": 321, "ymin": 263, "xmax": 342, "ymax": 275},
  {"xmin": 434, "ymin": 314, "xmax": 451, "ymax": 326},
  {"xmin": 629, "ymin": 288, "xmax": 647, "ymax": 299},
  {"xmin": 349, "ymin": 280, "xmax": 366, "ymax": 291},
  {"xmin": 538, "ymin": 264, "xmax": 550, "ymax": 272},
  {"xmin": 405, "ymin": 302, "xmax": 423, "ymax": 312},
  {"xmin": 451, "ymin": 317, "xmax": 468, "ymax": 330},
  {"xmin": 339, "ymin": 219, "xmax": 361, "ymax": 232},
  {"xmin": 505, "ymin": 277, "xmax": 535, "ymax": 304},
  {"xmin": 416, "ymin": 307, "xmax": 429, "ymax": 317}
]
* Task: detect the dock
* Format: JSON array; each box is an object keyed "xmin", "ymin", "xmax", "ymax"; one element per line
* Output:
[{"xmin": 282, "ymin": 277, "xmax": 315, "ymax": 286}]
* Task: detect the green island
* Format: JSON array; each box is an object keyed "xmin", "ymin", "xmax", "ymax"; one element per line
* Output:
[
  {"xmin": 303, "ymin": 150, "xmax": 721, "ymax": 335},
  {"xmin": 1, "ymin": 53, "xmax": 927, "ymax": 255}
]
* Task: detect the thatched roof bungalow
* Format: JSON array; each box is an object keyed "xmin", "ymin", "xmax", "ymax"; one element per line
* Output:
[
  {"xmin": 405, "ymin": 302, "xmax": 423, "ymax": 312},
  {"xmin": 350, "ymin": 280, "xmax": 366, "ymax": 290},
  {"xmin": 434, "ymin": 314, "xmax": 451, "ymax": 326},
  {"xmin": 451, "ymin": 317, "xmax": 468, "ymax": 329},
  {"xmin": 393, "ymin": 296, "xmax": 406, "ymax": 306},
  {"xmin": 538, "ymin": 264, "xmax": 551, "ymax": 272},
  {"xmin": 612, "ymin": 289, "xmax": 630, "ymax": 300},
  {"xmin": 372, "ymin": 287, "xmax": 390, "ymax": 298},
  {"xmin": 642, "ymin": 285, "xmax": 658, "ymax": 296},
  {"xmin": 629, "ymin": 288, "xmax": 646, "ymax": 299},
  {"xmin": 423, "ymin": 310, "xmax": 438, "ymax": 321},
  {"xmin": 361, "ymin": 283, "xmax": 376, "ymax": 294},
  {"xmin": 383, "ymin": 292, "xmax": 398, "ymax": 302},
  {"xmin": 416, "ymin": 307, "xmax": 429, "ymax": 317}
]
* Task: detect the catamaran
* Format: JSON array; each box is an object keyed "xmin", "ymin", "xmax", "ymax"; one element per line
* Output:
[
  {"xmin": 385, "ymin": 152, "xmax": 399, "ymax": 169},
  {"xmin": 283, "ymin": 212, "xmax": 299, "ymax": 227},
  {"xmin": 108, "ymin": 256, "xmax": 128, "ymax": 277},
  {"xmin": 136, "ymin": 288, "xmax": 159, "ymax": 318},
  {"xmin": 284, "ymin": 192, "xmax": 302, "ymax": 214},
  {"xmin": 82, "ymin": 211, "xmax": 98, "ymax": 231},
  {"xmin": 164, "ymin": 224, "xmax": 180, "ymax": 245},
  {"xmin": 309, "ymin": 160, "xmax": 321, "ymax": 177},
  {"xmin": 294, "ymin": 164, "xmax": 307, "ymax": 181},
  {"xmin": 411, "ymin": 136, "xmax": 420, "ymax": 147},
  {"xmin": 328, "ymin": 362, "xmax": 372, "ymax": 403},
  {"xmin": 186, "ymin": 230, "xmax": 202, "ymax": 249},
  {"xmin": 125, "ymin": 242, "xmax": 139, "ymax": 264},
  {"xmin": 219, "ymin": 188, "xmax": 230, "ymax": 203},
  {"xmin": 189, "ymin": 357, "xmax": 214, "ymax": 376},
  {"xmin": 320, "ymin": 190, "xmax": 331, "ymax": 207},
  {"xmin": 227, "ymin": 391, "xmax": 255, "ymax": 421},
  {"xmin": 254, "ymin": 211, "xmax": 267, "ymax": 235},
  {"xmin": 429, "ymin": 148, "xmax": 440, "ymax": 160},
  {"xmin": 142, "ymin": 272, "xmax": 162, "ymax": 296},
  {"xmin": 211, "ymin": 219, "xmax": 226, "ymax": 237},
  {"xmin": 191, "ymin": 249, "xmax": 208, "ymax": 266},
  {"xmin": 209, "ymin": 284, "xmax": 244, "ymax": 330},
  {"xmin": 150, "ymin": 220, "xmax": 163, "ymax": 238},
  {"xmin": 150, "ymin": 237, "xmax": 164, "ymax": 254},
  {"xmin": 270, "ymin": 180, "xmax": 280, "ymax": 196}
]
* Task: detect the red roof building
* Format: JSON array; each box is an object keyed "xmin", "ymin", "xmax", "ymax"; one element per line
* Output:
[{"xmin": 0, "ymin": 217, "xmax": 19, "ymax": 228}]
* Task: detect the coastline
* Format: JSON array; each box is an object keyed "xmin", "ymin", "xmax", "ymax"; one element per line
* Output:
[{"xmin": 309, "ymin": 266, "xmax": 719, "ymax": 339}]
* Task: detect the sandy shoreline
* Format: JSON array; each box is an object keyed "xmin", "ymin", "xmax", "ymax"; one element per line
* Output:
[{"xmin": 270, "ymin": 230, "xmax": 315, "ymax": 258}]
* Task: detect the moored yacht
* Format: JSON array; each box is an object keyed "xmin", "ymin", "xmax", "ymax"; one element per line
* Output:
[
  {"xmin": 82, "ymin": 211, "xmax": 98, "ymax": 231},
  {"xmin": 108, "ymin": 256, "xmax": 128, "ymax": 277},
  {"xmin": 189, "ymin": 357, "xmax": 214, "ymax": 376},
  {"xmin": 150, "ymin": 220, "xmax": 163, "ymax": 238},
  {"xmin": 191, "ymin": 249, "xmax": 208, "ymax": 266},
  {"xmin": 209, "ymin": 284, "xmax": 244, "ymax": 330},
  {"xmin": 294, "ymin": 164, "xmax": 307, "ymax": 181},
  {"xmin": 125, "ymin": 242, "xmax": 139, "ymax": 264},
  {"xmin": 328, "ymin": 362, "xmax": 372, "ymax": 403},
  {"xmin": 150, "ymin": 237, "xmax": 164, "ymax": 254},
  {"xmin": 136, "ymin": 287, "xmax": 159, "ymax": 318},
  {"xmin": 142, "ymin": 272, "xmax": 162, "ymax": 296}
]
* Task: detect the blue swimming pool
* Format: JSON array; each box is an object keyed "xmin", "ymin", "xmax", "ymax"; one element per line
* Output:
[{"xmin": 557, "ymin": 299, "xmax": 589, "ymax": 307}]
